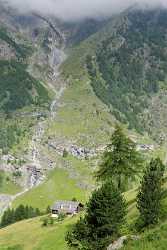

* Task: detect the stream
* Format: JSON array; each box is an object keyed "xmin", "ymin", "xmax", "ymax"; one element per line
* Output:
[{"xmin": 0, "ymin": 41, "xmax": 67, "ymax": 215}]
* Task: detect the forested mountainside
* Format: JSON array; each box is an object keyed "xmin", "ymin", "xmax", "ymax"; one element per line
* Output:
[
  {"xmin": 87, "ymin": 9, "xmax": 167, "ymax": 139},
  {"xmin": 0, "ymin": 9, "xmax": 52, "ymax": 153},
  {"xmin": 66, "ymin": 9, "xmax": 167, "ymax": 142}
]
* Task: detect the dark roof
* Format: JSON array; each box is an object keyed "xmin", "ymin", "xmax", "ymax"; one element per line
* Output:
[{"xmin": 51, "ymin": 200, "xmax": 82, "ymax": 213}]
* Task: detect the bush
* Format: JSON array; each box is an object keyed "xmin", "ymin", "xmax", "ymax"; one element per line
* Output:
[
  {"xmin": 46, "ymin": 205, "xmax": 51, "ymax": 214},
  {"xmin": 72, "ymin": 197, "xmax": 77, "ymax": 202},
  {"xmin": 41, "ymin": 216, "xmax": 55, "ymax": 227},
  {"xmin": 58, "ymin": 213, "xmax": 66, "ymax": 222},
  {"xmin": 42, "ymin": 217, "xmax": 49, "ymax": 227},
  {"xmin": 63, "ymin": 149, "xmax": 68, "ymax": 158}
]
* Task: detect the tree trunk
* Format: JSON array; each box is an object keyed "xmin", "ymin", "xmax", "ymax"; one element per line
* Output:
[{"xmin": 118, "ymin": 175, "xmax": 121, "ymax": 190}]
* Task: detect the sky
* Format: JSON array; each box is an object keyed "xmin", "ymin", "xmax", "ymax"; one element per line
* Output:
[{"xmin": 4, "ymin": 0, "xmax": 167, "ymax": 21}]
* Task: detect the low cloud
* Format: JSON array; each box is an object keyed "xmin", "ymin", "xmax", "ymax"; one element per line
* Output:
[{"xmin": 4, "ymin": 0, "xmax": 167, "ymax": 21}]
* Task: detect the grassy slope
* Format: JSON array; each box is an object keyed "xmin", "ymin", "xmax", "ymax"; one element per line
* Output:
[
  {"xmin": 0, "ymin": 216, "xmax": 77, "ymax": 250},
  {"xmin": 46, "ymin": 15, "xmax": 156, "ymax": 148},
  {"xmin": 13, "ymin": 168, "xmax": 89, "ymax": 211},
  {"xmin": 46, "ymin": 78, "xmax": 115, "ymax": 147},
  {"xmin": 1, "ymin": 189, "xmax": 167, "ymax": 250},
  {"xmin": 0, "ymin": 171, "xmax": 21, "ymax": 195},
  {"xmin": 45, "ymin": 29, "xmax": 117, "ymax": 147}
]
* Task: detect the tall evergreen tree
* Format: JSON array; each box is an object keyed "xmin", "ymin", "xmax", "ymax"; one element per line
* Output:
[
  {"xmin": 96, "ymin": 125, "xmax": 143, "ymax": 190},
  {"xmin": 66, "ymin": 181, "xmax": 127, "ymax": 250},
  {"xmin": 15, "ymin": 205, "xmax": 25, "ymax": 221},
  {"xmin": 0, "ymin": 208, "xmax": 15, "ymax": 227},
  {"xmin": 137, "ymin": 158, "xmax": 165, "ymax": 228}
]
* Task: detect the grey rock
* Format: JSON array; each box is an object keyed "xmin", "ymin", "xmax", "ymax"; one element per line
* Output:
[
  {"xmin": 107, "ymin": 236, "xmax": 127, "ymax": 250},
  {"xmin": 107, "ymin": 235, "xmax": 140, "ymax": 250}
]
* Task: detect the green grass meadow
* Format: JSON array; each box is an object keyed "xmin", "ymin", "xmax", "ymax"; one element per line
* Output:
[{"xmin": 13, "ymin": 168, "xmax": 89, "ymax": 211}]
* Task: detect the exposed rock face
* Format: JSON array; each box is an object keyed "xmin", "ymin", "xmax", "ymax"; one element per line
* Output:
[
  {"xmin": 25, "ymin": 165, "xmax": 45, "ymax": 188},
  {"xmin": 48, "ymin": 139, "xmax": 102, "ymax": 159},
  {"xmin": 0, "ymin": 194, "xmax": 13, "ymax": 215}
]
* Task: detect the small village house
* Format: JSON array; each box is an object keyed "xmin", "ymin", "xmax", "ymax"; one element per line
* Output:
[{"xmin": 51, "ymin": 200, "xmax": 84, "ymax": 217}]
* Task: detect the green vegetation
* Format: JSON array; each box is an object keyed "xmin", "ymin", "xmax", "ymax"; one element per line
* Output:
[
  {"xmin": 0, "ymin": 25, "xmax": 51, "ymax": 152},
  {"xmin": 66, "ymin": 127, "xmax": 167, "ymax": 250},
  {"xmin": 0, "ymin": 60, "xmax": 50, "ymax": 113},
  {"xmin": 86, "ymin": 10, "xmax": 167, "ymax": 134},
  {"xmin": 66, "ymin": 180, "xmax": 127, "ymax": 250},
  {"xmin": 0, "ymin": 171, "xmax": 21, "ymax": 195},
  {"xmin": 13, "ymin": 168, "xmax": 88, "ymax": 211},
  {"xmin": 61, "ymin": 9, "xmax": 167, "ymax": 141},
  {"xmin": 0, "ymin": 215, "xmax": 78, "ymax": 250},
  {"xmin": 1, "ymin": 195, "xmax": 167, "ymax": 250},
  {"xmin": 45, "ymin": 77, "xmax": 115, "ymax": 147},
  {"xmin": 136, "ymin": 158, "xmax": 165, "ymax": 229},
  {"xmin": 0, "ymin": 116, "xmax": 36, "ymax": 154},
  {"xmin": 0, "ymin": 27, "xmax": 32, "ymax": 59},
  {"xmin": 96, "ymin": 126, "xmax": 143, "ymax": 190},
  {"xmin": 0, "ymin": 205, "xmax": 41, "ymax": 228},
  {"xmin": 122, "ymin": 222, "xmax": 167, "ymax": 250},
  {"xmin": 0, "ymin": 59, "xmax": 50, "ymax": 152},
  {"xmin": 1, "ymin": 7, "xmax": 167, "ymax": 250}
]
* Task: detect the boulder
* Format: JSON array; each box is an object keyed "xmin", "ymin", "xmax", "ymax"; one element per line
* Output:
[
  {"xmin": 107, "ymin": 235, "xmax": 140, "ymax": 250},
  {"xmin": 107, "ymin": 236, "xmax": 127, "ymax": 250}
]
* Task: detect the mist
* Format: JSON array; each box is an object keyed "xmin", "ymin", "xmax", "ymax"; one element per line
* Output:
[{"xmin": 4, "ymin": 0, "xmax": 167, "ymax": 21}]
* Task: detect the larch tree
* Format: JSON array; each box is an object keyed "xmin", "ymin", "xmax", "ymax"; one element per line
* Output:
[{"xmin": 96, "ymin": 125, "xmax": 143, "ymax": 190}]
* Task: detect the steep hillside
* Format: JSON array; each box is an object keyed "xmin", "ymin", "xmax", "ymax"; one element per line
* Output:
[
  {"xmin": 0, "ymin": 60, "xmax": 50, "ymax": 112},
  {"xmin": 86, "ymin": 9, "xmax": 167, "ymax": 142},
  {"xmin": 0, "ymin": 10, "xmax": 54, "ymax": 153},
  {"xmin": 59, "ymin": 9, "xmax": 167, "ymax": 145}
]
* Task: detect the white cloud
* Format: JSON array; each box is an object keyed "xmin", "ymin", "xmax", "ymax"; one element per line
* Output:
[{"xmin": 3, "ymin": 0, "xmax": 167, "ymax": 21}]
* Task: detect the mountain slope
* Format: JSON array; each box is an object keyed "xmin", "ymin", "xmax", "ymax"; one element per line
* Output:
[
  {"xmin": 0, "ymin": 9, "xmax": 55, "ymax": 153},
  {"xmin": 0, "ymin": 60, "xmax": 50, "ymax": 112},
  {"xmin": 60, "ymin": 9, "xmax": 167, "ymax": 145},
  {"xmin": 86, "ymin": 9, "xmax": 167, "ymax": 141}
]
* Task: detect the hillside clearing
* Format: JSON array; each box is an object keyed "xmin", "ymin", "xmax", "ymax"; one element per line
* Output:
[{"xmin": 13, "ymin": 168, "xmax": 89, "ymax": 211}]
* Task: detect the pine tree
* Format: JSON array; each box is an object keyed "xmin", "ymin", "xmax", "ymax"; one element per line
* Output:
[
  {"xmin": 137, "ymin": 158, "xmax": 165, "ymax": 228},
  {"xmin": 14, "ymin": 205, "xmax": 25, "ymax": 221},
  {"xmin": 66, "ymin": 180, "xmax": 127, "ymax": 250},
  {"xmin": 35, "ymin": 208, "xmax": 40, "ymax": 216},
  {"xmin": 96, "ymin": 125, "xmax": 142, "ymax": 190},
  {"xmin": 0, "ymin": 208, "xmax": 15, "ymax": 227}
]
